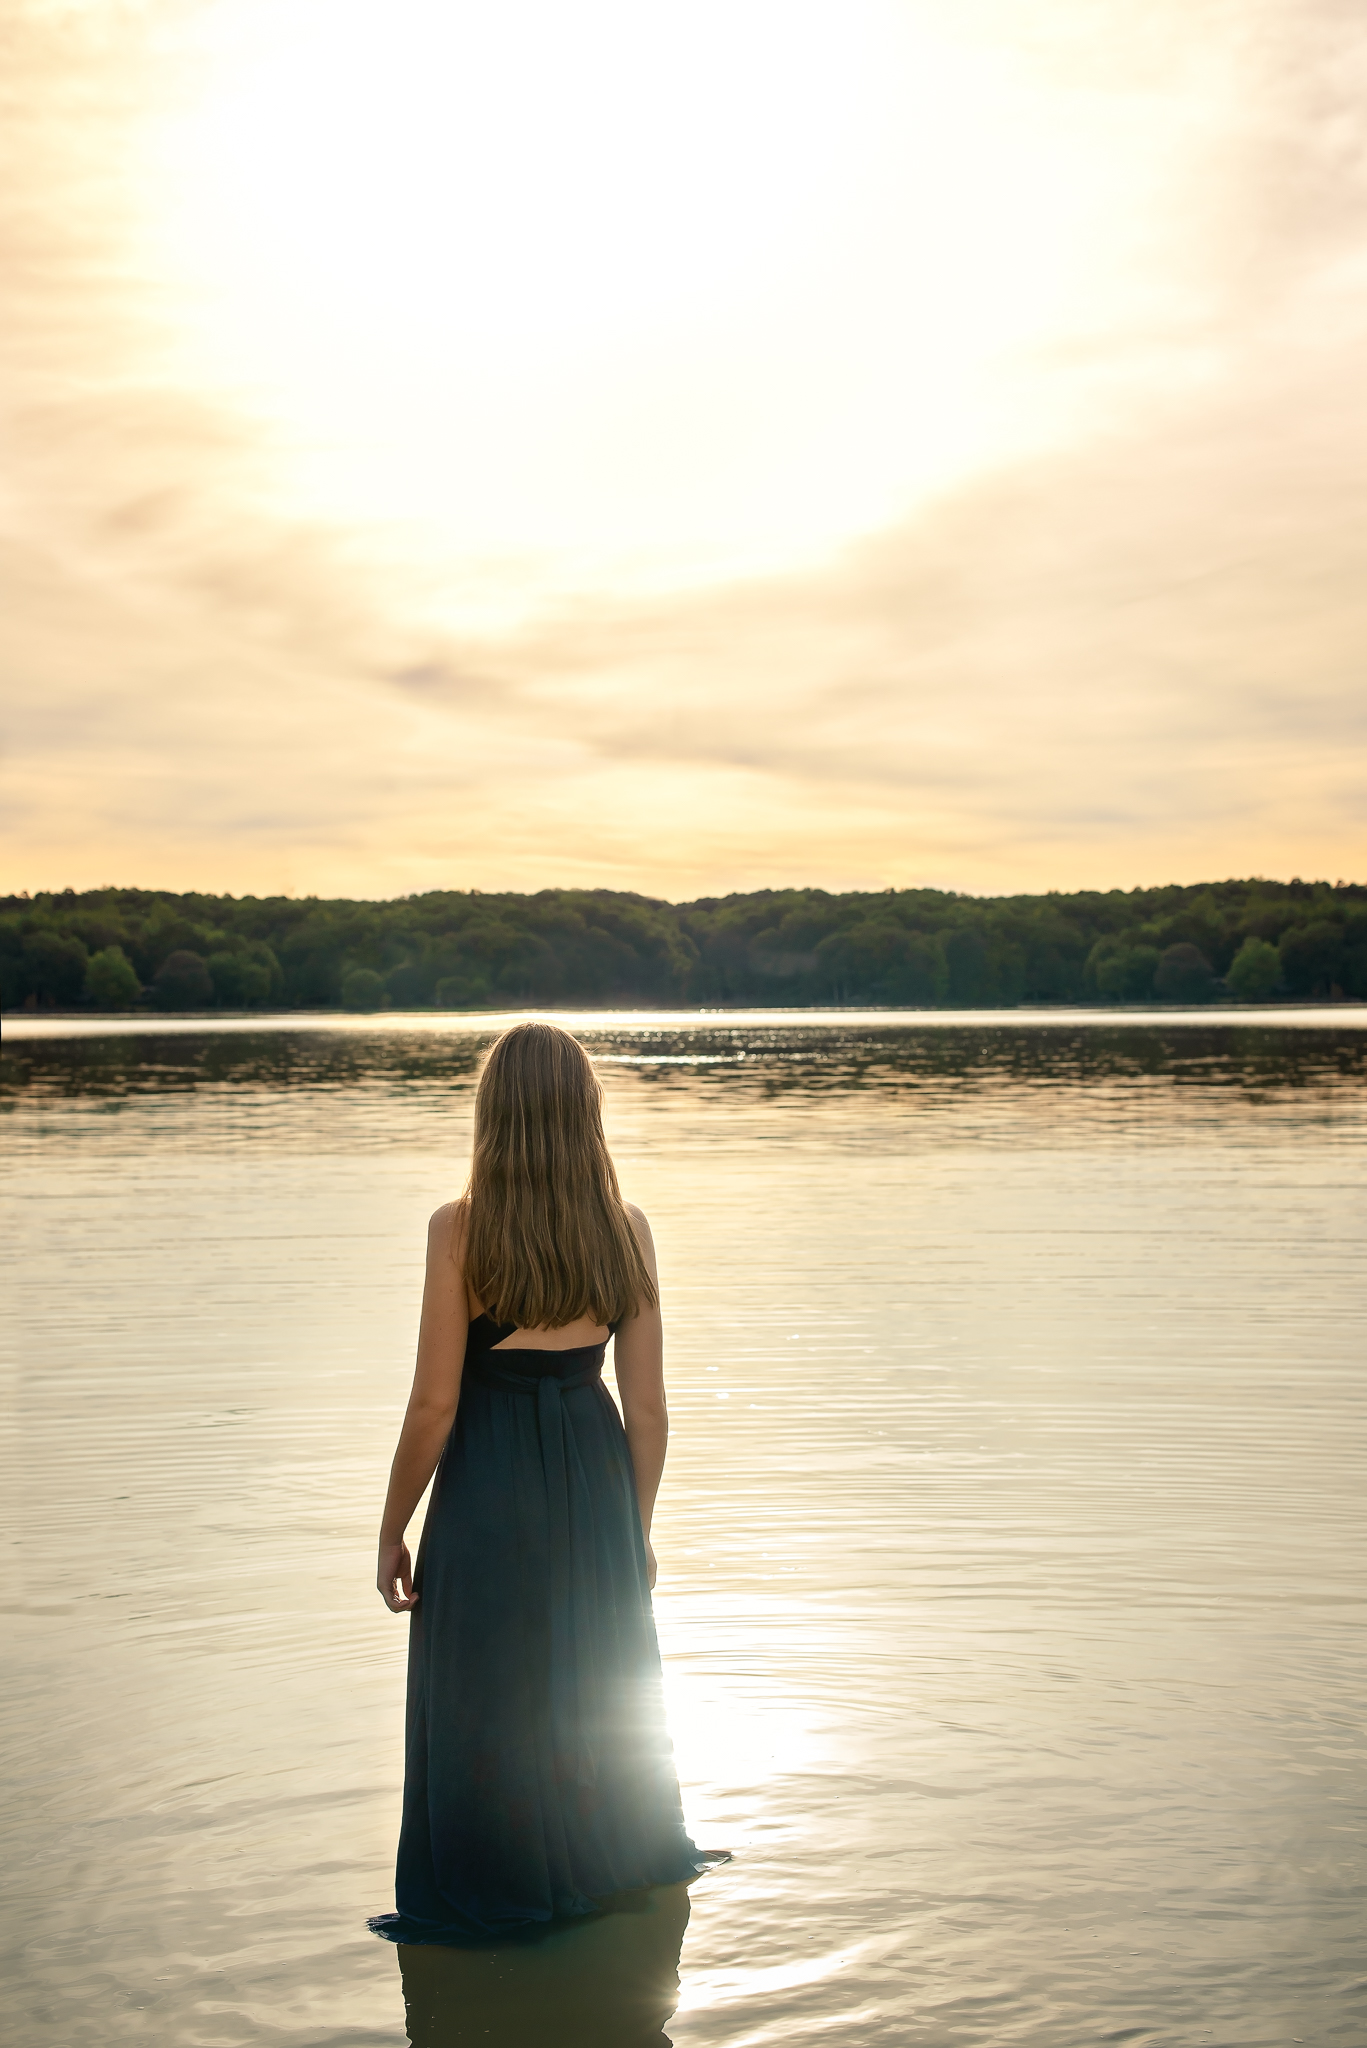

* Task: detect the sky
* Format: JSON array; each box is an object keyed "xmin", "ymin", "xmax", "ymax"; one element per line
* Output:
[{"xmin": 2, "ymin": 0, "xmax": 1365, "ymax": 903}]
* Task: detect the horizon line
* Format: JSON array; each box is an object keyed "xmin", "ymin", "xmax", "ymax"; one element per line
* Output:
[{"xmin": 6, "ymin": 873, "xmax": 1365, "ymax": 911}]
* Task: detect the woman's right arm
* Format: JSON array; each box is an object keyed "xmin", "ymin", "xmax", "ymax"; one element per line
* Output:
[{"xmin": 376, "ymin": 1202, "xmax": 469, "ymax": 1613}]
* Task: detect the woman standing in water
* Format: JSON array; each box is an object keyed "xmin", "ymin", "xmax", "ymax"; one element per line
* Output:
[{"xmin": 370, "ymin": 1021, "xmax": 720, "ymax": 1943}]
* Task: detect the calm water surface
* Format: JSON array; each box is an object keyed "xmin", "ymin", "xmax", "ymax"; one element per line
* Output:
[{"xmin": 3, "ymin": 1011, "xmax": 1365, "ymax": 2047}]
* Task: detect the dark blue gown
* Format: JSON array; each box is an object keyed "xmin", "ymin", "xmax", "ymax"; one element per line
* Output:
[{"xmin": 369, "ymin": 1313, "xmax": 716, "ymax": 1944}]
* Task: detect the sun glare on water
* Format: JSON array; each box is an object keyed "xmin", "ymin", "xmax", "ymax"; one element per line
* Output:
[{"xmin": 143, "ymin": 0, "xmax": 1176, "ymax": 605}]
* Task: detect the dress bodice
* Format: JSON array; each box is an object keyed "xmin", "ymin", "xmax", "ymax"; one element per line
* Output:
[{"xmin": 463, "ymin": 1311, "xmax": 614, "ymax": 1391}]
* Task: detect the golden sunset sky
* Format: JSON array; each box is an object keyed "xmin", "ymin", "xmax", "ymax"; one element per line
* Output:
[{"xmin": 3, "ymin": 0, "xmax": 1364, "ymax": 899}]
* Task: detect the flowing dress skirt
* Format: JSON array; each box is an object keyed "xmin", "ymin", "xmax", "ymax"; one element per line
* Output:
[{"xmin": 369, "ymin": 1343, "xmax": 713, "ymax": 1943}]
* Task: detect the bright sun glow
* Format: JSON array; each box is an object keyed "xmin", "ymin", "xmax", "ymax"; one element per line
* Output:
[
  {"xmin": 142, "ymin": 0, "xmax": 1179, "ymax": 607},
  {"xmin": 663, "ymin": 1657, "xmax": 820, "ymax": 1812}
]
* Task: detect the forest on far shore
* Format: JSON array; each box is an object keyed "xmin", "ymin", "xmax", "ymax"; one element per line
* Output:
[{"xmin": 3, "ymin": 876, "xmax": 1365, "ymax": 1015}]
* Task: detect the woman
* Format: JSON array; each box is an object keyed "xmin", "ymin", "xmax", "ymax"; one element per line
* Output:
[{"xmin": 369, "ymin": 1021, "xmax": 720, "ymax": 1943}]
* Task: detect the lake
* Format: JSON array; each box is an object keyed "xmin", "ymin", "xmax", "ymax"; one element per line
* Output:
[{"xmin": 3, "ymin": 1009, "xmax": 1365, "ymax": 2047}]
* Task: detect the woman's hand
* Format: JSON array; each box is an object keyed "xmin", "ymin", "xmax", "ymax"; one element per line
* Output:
[
  {"xmin": 645, "ymin": 1538, "xmax": 658, "ymax": 1590},
  {"xmin": 378, "ymin": 1538, "xmax": 417, "ymax": 1612}
]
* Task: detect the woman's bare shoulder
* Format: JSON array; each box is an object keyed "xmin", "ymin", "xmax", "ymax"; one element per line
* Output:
[
  {"xmin": 427, "ymin": 1198, "xmax": 469, "ymax": 1260},
  {"xmin": 623, "ymin": 1200, "xmax": 657, "ymax": 1255}
]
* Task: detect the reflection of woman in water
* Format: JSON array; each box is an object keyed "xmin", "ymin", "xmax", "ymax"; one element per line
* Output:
[
  {"xmin": 398, "ymin": 1881, "xmax": 692, "ymax": 2047},
  {"xmin": 370, "ymin": 1021, "xmax": 722, "ymax": 1943}
]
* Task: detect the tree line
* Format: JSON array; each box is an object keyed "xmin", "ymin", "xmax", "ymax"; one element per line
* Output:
[{"xmin": 3, "ymin": 877, "xmax": 1364, "ymax": 1014}]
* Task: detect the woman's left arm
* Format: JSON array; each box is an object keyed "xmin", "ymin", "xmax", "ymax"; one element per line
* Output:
[
  {"xmin": 376, "ymin": 1202, "xmax": 469, "ymax": 1613},
  {"xmin": 613, "ymin": 1204, "xmax": 668, "ymax": 1588}
]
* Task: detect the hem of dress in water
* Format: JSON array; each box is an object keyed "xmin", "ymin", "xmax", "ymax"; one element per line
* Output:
[{"xmin": 367, "ymin": 1852, "xmax": 733, "ymax": 1950}]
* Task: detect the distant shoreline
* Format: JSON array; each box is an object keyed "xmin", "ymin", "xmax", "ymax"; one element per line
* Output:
[{"xmin": 5, "ymin": 879, "xmax": 1365, "ymax": 1015}]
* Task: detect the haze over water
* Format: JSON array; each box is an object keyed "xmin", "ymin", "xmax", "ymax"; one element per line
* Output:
[{"xmin": 3, "ymin": 1011, "xmax": 1365, "ymax": 2045}]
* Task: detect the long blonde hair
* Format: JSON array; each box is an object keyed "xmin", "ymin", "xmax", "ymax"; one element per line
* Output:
[{"xmin": 463, "ymin": 1021, "xmax": 655, "ymax": 1329}]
